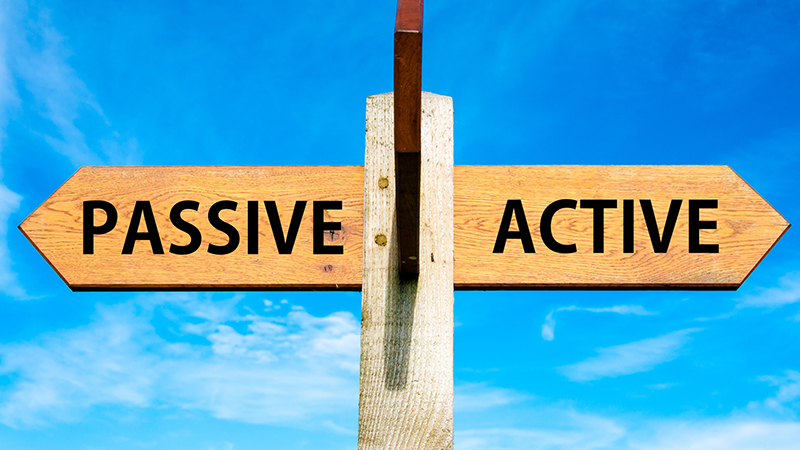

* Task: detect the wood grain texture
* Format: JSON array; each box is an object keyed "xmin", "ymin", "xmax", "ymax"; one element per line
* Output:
[
  {"xmin": 453, "ymin": 165, "xmax": 790, "ymax": 289},
  {"xmin": 359, "ymin": 92, "xmax": 454, "ymax": 449},
  {"xmin": 19, "ymin": 166, "xmax": 363, "ymax": 290},
  {"xmin": 19, "ymin": 166, "xmax": 788, "ymax": 290}
]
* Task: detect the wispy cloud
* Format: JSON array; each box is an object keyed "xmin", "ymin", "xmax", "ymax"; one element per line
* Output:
[
  {"xmin": 0, "ymin": 301, "xmax": 158, "ymax": 427},
  {"xmin": 558, "ymin": 328, "xmax": 701, "ymax": 382},
  {"xmin": 458, "ymin": 408, "xmax": 626, "ymax": 450},
  {"xmin": 0, "ymin": 182, "xmax": 24, "ymax": 298},
  {"xmin": 0, "ymin": 294, "xmax": 359, "ymax": 428},
  {"xmin": 455, "ymin": 366, "xmax": 800, "ymax": 448},
  {"xmin": 647, "ymin": 383, "xmax": 678, "ymax": 391},
  {"xmin": 747, "ymin": 370, "xmax": 800, "ymax": 417},
  {"xmin": 2, "ymin": 2, "xmax": 140, "ymax": 166},
  {"xmin": 627, "ymin": 420, "xmax": 800, "ymax": 450},
  {"xmin": 738, "ymin": 272, "xmax": 800, "ymax": 309},
  {"xmin": 0, "ymin": 8, "xmax": 25, "ymax": 298},
  {"xmin": 455, "ymin": 384, "xmax": 527, "ymax": 413},
  {"xmin": 458, "ymin": 419, "xmax": 800, "ymax": 450},
  {"xmin": 0, "ymin": 3, "xmax": 19, "ymax": 124},
  {"xmin": 542, "ymin": 304, "xmax": 655, "ymax": 341},
  {"xmin": 457, "ymin": 398, "xmax": 800, "ymax": 450},
  {"xmin": 692, "ymin": 271, "xmax": 800, "ymax": 322}
]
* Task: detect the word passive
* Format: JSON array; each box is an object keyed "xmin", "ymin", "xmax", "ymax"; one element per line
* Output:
[{"xmin": 83, "ymin": 199, "xmax": 344, "ymax": 256}]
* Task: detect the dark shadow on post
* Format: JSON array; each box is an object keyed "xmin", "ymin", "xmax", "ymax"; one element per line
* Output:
[{"xmin": 383, "ymin": 273, "xmax": 418, "ymax": 390}]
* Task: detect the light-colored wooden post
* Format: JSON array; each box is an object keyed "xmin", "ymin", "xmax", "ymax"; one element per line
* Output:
[{"xmin": 359, "ymin": 92, "xmax": 454, "ymax": 449}]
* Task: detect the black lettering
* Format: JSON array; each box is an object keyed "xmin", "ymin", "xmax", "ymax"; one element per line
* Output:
[
  {"xmin": 83, "ymin": 201, "xmax": 118, "ymax": 254},
  {"xmin": 540, "ymin": 199, "xmax": 577, "ymax": 254},
  {"xmin": 580, "ymin": 199, "xmax": 617, "ymax": 253},
  {"xmin": 313, "ymin": 201, "xmax": 343, "ymax": 255},
  {"xmin": 169, "ymin": 200, "xmax": 201, "ymax": 255},
  {"xmin": 640, "ymin": 199, "xmax": 682, "ymax": 253},
  {"xmin": 122, "ymin": 201, "xmax": 164, "ymax": 254},
  {"xmin": 266, "ymin": 201, "xmax": 307, "ymax": 254},
  {"xmin": 623, "ymin": 199, "xmax": 634, "ymax": 253},
  {"xmin": 248, "ymin": 201, "xmax": 259, "ymax": 254},
  {"xmin": 689, "ymin": 199, "xmax": 719, "ymax": 253},
  {"xmin": 208, "ymin": 201, "xmax": 240, "ymax": 255},
  {"xmin": 493, "ymin": 199, "xmax": 535, "ymax": 253}
]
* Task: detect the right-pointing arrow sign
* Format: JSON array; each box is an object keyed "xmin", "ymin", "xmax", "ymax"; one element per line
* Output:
[{"xmin": 453, "ymin": 165, "xmax": 790, "ymax": 290}]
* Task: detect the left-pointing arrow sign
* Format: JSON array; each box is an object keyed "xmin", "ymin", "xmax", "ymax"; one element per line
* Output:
[{"xmin": 19, "ymin": 166, "xmax": 364, "ymax": 291}]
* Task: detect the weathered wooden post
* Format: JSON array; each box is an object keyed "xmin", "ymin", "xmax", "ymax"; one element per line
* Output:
[{"xmin": 359, "ymin": 91, "xmax": 454, "ymax": 449}]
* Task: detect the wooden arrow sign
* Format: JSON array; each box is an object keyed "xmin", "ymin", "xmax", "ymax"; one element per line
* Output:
[
  {"xmin": 19, "ymin": 165, "xmax": 788, "ymax": 290},
  {"xmin": 19, "ymin": 166, "xmax": 364, "ymax": 290},
  {"xmin": 453, "ymin": 165, "xmax": 789, "ymax": 290}
]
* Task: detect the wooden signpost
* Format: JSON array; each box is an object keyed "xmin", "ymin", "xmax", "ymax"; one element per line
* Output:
[
  {"xmin": 17, "ymin": 0, "xmax": 791, "ymax": 449},
  {"xmin": 19, "ymin": 165, "xmax": 788, "ymax": 291}
]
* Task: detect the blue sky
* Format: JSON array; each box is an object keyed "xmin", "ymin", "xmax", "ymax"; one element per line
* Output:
[{"xmin": 1, "ymin": 0, "xmax": 799, "ymax": 448}]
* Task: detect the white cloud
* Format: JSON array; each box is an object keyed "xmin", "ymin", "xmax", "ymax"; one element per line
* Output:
[
  {"xmin": 7, "ymin": 3, "xmax": 140, "ymax": 166},
  {"xmin": 458, "ymin": 406, "xmax": 800, "ymax": 450},
  {"xmin": 0, "ymin": 1, "xmax": 25, "ymax": 299},
  {"xmin": 455, "ymin": 384, "xmax": 526, "ymax": 413},
  {"xmin": 765, "ymin": 371, "xmax": 800, "ymax": 406},
  {"xmin": 627, "ymin": 420, "xmax": 800, "ymax": 450},
  {"xmin": 0, "ymin": 183, "xmax": 25, "ymax": 297},
  {"xmin": 647, "ymin": 383, "xmax": 678, "ymax": 390},
  {"xmin": 458, "ymin": 409, "xmax": 626, "ymax": 450},
  {"xmin": 691, "ymin": 271, "xmax": 800, "ymax": 322},
  {"xmin": 747, "ymin": 370, "xmax": 800, "ymax": 417},
  {"xmin": 321, "ymin": 418, "xmax": 356, "ymax": 436},
  {"xmin": 0, "ymin": 8, "xmax": 19, "ymax": 125},
  {"xmin": 738, "ymin": 272, "xmax": 800, "ymax": 309},
  {"xmin": 560, "ymin": 305, "xmax": 655, "ymax": 315},
  {"xmin": 558, "ymin": 328, "xmax": 701, "ymax": 382},
  {"xmin": 458, "ymin": 418, "xmax": 800, "ymax": 450},
  {"xmin": 0, "ymin": 0, "xmax": 140, "ymax": 167},
  {"xmin": 542, "ymin": 304, "xmax": 656, "ymax": 341},
  {"xmin": 0, "ymin": 302, "xmax": 158, "ymax": 427},
  {"xmin": 541, "ymin": 314, "xmax": 556, "ymax": 341},
  {"xmin": 457, "ymin": 367, "xmax": 800, "ymax": 449},
  {"xmin": 0, "ymin": 294, "xmax": 359, "ymax": 428}
]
